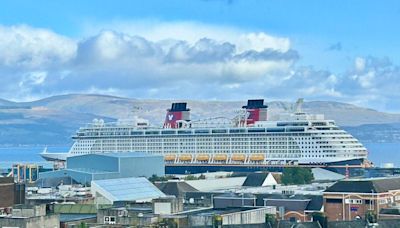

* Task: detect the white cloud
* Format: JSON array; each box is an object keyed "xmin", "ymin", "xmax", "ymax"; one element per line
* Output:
[
  {"xmin": 355, "ymin": 57, "xmax": 366, "ymax": 72},
  {"xmin": 0, "ymin": 23, "xmax": 399, "ymax": 112},
  {"xmin": 0, "ymin": 25, "xmax": 76, "ymax": 68},
  {"xmin": 20, "ymin": 71, "xmax": 48, "ymax": 86},
  {"xmin": 237, "ymin": 33, "xmax": 290, "ymax": 52},
  {"xmin": 81, "ymin": 20, "xmax": 291, "ymax": 53}
]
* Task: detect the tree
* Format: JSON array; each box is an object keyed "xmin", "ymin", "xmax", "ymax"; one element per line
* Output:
[
  {"xmin": 148, "ymin": 174, "xmax": 174, "ymax": 183},
  {"xmin": 365, "ymin": 210, "xmax": 377, "ymax": 224},
  {"xmin": 265, "ymin": 214, "xmax": 277, "ymax": 228},
  {"xmin": 281, "ymin": 167, "xmax": 314, "ymax": 185},
  {"xmin": 312, "ymin": 212, "xmax": 328, "ymax": 228},
  {"xmin": 184, "ymin": 174, "xmax": 198, "ymax": 180}
]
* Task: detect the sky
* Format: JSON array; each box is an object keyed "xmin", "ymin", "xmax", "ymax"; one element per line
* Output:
[{"xmin": 0, "ymin": 0, "xmax": 400, "ymax": 112}]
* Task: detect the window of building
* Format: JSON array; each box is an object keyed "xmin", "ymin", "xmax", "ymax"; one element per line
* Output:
[
  {"xmin": 104, "ymin": 216, "xmax": 116, "ymax": 224},
  {"xmin": 326, "ymin": 198, "xmax": 342, "ymax": 203},
  {"xmin": 379, "ymin": 198, "xmax": 388, "ymax": 205},
  {"xmin": 345, "ymin": 199, "xmax": 362, "ymax": 204}
]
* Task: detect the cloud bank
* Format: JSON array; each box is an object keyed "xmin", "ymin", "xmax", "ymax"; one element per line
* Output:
[{"xmin": 0, "ymin": 23, "xmax": 399, "ymax": 111}]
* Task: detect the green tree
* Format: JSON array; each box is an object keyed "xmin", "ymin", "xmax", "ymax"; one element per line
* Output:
[
  {"xmin": 281, "ymin": 167, "xmax": 314, "ymax": 185},
  {"xmin": 265, "ymin": 214, "xmax": 277, "ymax": 228},
  {"xmin": 312, "ymin": 212, "xmax": 328, "ymax": 228},
  {"xmin": 148, "ymin": 174, "xmax": 175, "ymax": 183},
  {"xmin": 365, "ymin": 210, "xmax": 377, "ymax": 224},
  {"xmin": 184, "ymin": 174, "xmax": 198, "ymax": 180}
]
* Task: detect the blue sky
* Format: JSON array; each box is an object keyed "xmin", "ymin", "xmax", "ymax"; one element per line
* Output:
[{"xmin": 0, "ymin": 0, "xmax": 400, "ymax": 112}]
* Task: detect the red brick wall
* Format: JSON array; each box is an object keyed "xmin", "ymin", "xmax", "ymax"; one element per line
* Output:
[{"xmin": 323, "ymin": 193, "xmax": 391, "ymax": 221}]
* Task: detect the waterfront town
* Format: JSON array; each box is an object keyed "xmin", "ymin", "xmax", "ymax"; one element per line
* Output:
[{"xmin": 2, "ymin": 153, "xmax": 400, "ymax": 227}]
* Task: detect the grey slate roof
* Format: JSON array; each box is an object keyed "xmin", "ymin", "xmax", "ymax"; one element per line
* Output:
[
  {"xmin": 325, "ymin": 177, "xmax": 400, "ymax": 193},
  {"xmin": 255, "ymin": 194, "xmax": 323, "ymax": 211},
  {"xmin": 156, "ymin": 181, "xmax": 198, "ymax": 197},
  {"xmin": 242, "ymin": 172, "xmax": 268, "ymax": 187}
]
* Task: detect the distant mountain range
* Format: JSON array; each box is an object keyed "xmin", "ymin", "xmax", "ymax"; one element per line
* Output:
[{"xmin": 0, "ymin": 94, "xmax": 399, "ymax": 145}]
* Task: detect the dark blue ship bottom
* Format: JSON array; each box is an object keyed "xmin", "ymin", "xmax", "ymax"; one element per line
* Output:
[{"xmin": 165, "ymin": 158, "xmax": 366, "ymax": 175}]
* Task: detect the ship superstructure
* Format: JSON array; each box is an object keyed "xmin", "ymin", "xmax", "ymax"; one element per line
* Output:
[{"xmin": 42, "ymin": 99, "xmax": 368, "ymax": 170}]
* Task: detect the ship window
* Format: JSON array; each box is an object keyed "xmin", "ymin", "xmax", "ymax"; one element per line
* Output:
[
  {"xmin": 212, "ymin": 129, "xmax": 227, "ymax": 134},
  {"xmin": 229, "ymin": 129, "xmax": 246, "ymax": 133},
  {"xmin": 178, "ymin": 130, "xmax": 192, "ymax": 134},
  {"xmin": 161, "ymin": 130, "xmax": 176, "ymax": 135},
  {"xmin": 286, "ymin": 127, "xmax": 305, "ymax": 132},
  {"xmin": 248, "ymin": 128, "xmax": 266, "ymax": 133},
  {"xmin": 131, "ymin": 131, "xmax": 144, "ymax": 135},
  {"xmin": 194, "ymin": 129, "xmax": 210, "ymax": 134},
  {"xmin": 145, "ymin": 131, "xmax": 160, "ymax": 135},
  {"xmin": 267, "ymin": 128, "xmax": 285, "ymax": 133}
]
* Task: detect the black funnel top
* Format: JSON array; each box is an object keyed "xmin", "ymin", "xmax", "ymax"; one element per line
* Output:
[
  {"xmin": 242, "ymin": 99, "xmax": 268, "ymax": 109},
  {"xmin": 168, "ymin": 102, "xmax": 190, "ymax": 112}
]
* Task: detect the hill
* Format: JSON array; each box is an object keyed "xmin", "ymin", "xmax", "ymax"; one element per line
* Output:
[{"xmin": 0, "ymin": 94, "xmax": 399, "ymax": 145}]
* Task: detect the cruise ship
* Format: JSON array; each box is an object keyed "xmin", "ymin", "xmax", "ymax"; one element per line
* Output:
[{"xmin": 41, "ymin": 99, "xmax": 370, "ymax": 174}]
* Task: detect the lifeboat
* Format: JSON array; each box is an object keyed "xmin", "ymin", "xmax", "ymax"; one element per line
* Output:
[
  {"xmin": 249, "ymin": 154, "xmax": 265, "ymax": 161},
  {"xmin": 164, "ymin": 154, "xmax": 176, "ymax": 161},
  {"xmin": 196, "ymin": 154, "xmax": 209, "ymax": 161},
  {"xmin": 231, "ymin": 154, "xmax": 246, "ymax": 162},
  {"xmin": 179, "ymin": 154, "xmax": 192, "ymax": 161},
  {"xmin": 213, "ymin": 154, "xmax": 228, "ymax": 161}
]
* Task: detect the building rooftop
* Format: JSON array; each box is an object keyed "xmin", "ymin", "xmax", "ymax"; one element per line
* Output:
[
  {"xmin": 182, "ymin": 206, "xmax": 268, "ymax": 216},
  {"xmin": 312, "ymin": 168, "xmax": 345, "ymax": 181},
  {"xmin": 242, "ymin": 172, "xmax": 269, "ymax": 187},
  {"xmin": 255, "ymin": 193, "xmax": 323, "ymax": 211},
  {"xmin": 59, "ymin": 214, "xmax": 96, "ymax": 222},
  {"xmin": 186, "ymin": 176, "xmax": 246, "ymax": 191},
  {"xmin": 156, "ymin": 181, "xmax": 198, "ymax": 197},
  {"xmin": 91, "ymin": 177, "xmax": 166, "ymax": 203},
  {"xmin": 325, "ymin": 177, "xmax": 400, "ymax": 193}
]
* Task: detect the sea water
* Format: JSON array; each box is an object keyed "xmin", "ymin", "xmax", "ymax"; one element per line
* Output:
[
  {"xmin": 364, "ymin": 142, "xmax": 400, "ymax": 167},
  {"xmin": 0, "ymin": 145, "xmax": 70, "ymax": 169}
]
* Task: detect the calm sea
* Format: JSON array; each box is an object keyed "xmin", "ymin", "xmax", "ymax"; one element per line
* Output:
[
  {"xmin": 0, "ymin": 143, "xmax": 399, "ymax": 168},
  {"xmin": 0, "ymin": 145, "xmax": 70, "ymax": 169}
]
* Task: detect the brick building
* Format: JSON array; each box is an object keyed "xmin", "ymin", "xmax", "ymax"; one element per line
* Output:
[{"xmin": 323, "ymin": 177, "xmax": 400, "ymax": 221}]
